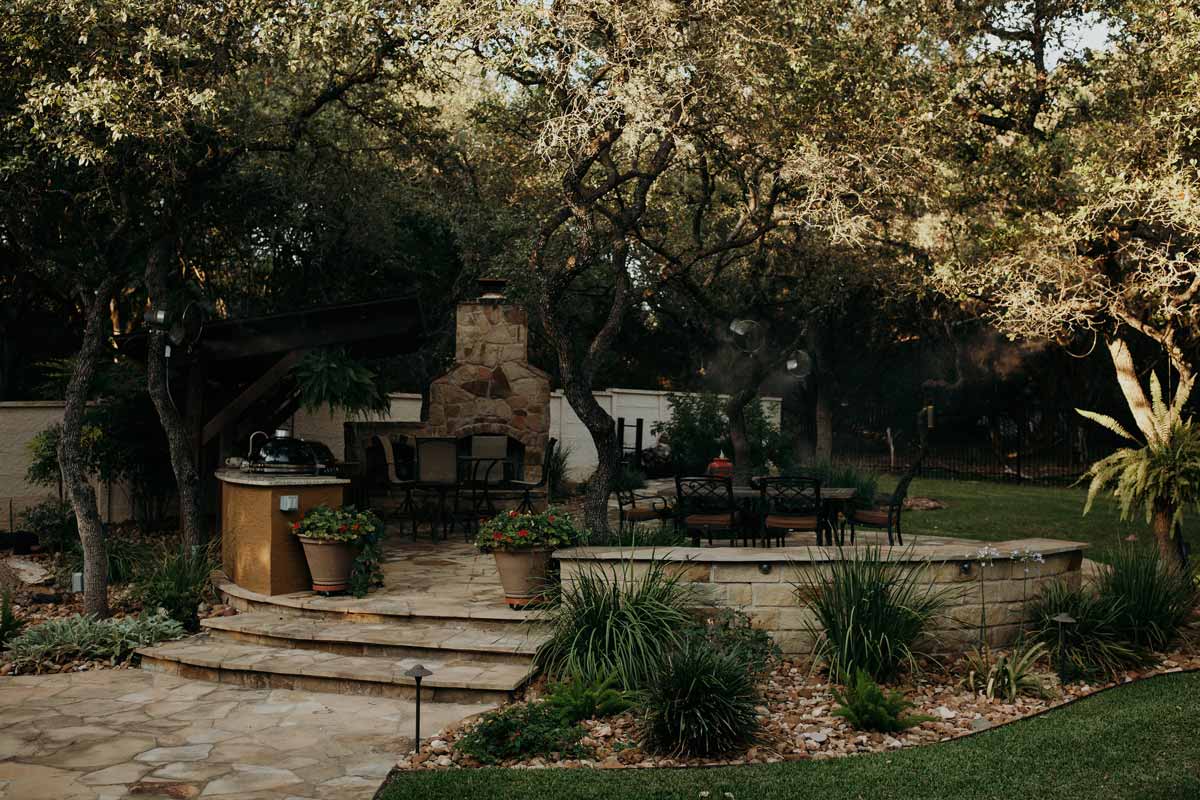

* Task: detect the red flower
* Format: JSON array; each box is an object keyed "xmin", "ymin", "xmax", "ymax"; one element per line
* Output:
[
  {"xmin": 338, "ymin": 525, "xmax": 348, "ymax": 533},
  {"xmin": 509, "ymin": 510, "xmax": 518, "ymax": 518},
  {"xmin": 547, "ymin": 515, "xmax": 556, "ymax": 523},
  {"xmin": 517, "ymin": 529, "xmax": 529, "ymax": 538},
  {"xmin": 352, "ymin": 523, "xmax": 360, "ymax": 530},
  {"xmin": 292, "ymin": 522, "xmax": 300, "ymax": 530},
  {"xmin": 493, "ymin": 532, "xmax": 502, "ymax": 540}
]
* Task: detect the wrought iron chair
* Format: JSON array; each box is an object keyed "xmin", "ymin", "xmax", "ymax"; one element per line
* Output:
[
  {"xmin": 510, "ymin": 437, "xmax": 557, "ymax": 513},
  {"xmin": 758, "ymin": 476, "xmax": 830, "ymax": 547},
  {"xmin": 674, "ymin": 475, "xmax": 741, "ymax": 546},
  {"xmin": 615, "ymin": 486, "xmax": 672, "ymax": 536},
  {"xmin": 449, "ymin": 457, "xmax": 502, "ymax": 541},
  {"xmin": 406, "ymin": 437, "xmax": 458, "ymax": 541},
  {"xmin": 848, "ymin": 472, "xmax": 915, "ymax": 546}
]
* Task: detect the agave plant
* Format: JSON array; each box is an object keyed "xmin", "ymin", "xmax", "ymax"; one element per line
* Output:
[{"xmin": 1079, "ymin": 369, "xmax": 1200, "ymax": 562}]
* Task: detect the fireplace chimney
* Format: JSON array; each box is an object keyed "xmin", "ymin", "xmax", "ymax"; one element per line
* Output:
[{"xmin": 476, "ymin": 277, "xmax": 507, "ymax": 302}]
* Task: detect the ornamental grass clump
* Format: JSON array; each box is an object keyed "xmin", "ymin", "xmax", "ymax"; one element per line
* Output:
[
  {"xmin": 1030, "ymin": 580, "xmax": 1153, "ymax": 680},
  {"xmin": 534, "ymin": 557, "xmax": 693, "ymax": 690},
  {"xmin": 639, "ymin": 638, "xmax": 762, "ymax": 757},
  {"xmin": 1096, "ymin": 545, "xmax": 1197, "ymax": 651},
  {"xmin": 133, "ymin": 542, "xmax": 218, "ymax": 631},
  {"xmin": 802, "ymin": 546, "xmax": 952, "ymax": 683}
]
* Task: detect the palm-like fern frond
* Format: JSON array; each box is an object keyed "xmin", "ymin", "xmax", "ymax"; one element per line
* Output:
[{"xmin": 1075, "ymin": 409, "xmax": 1137, "ymax": 443}]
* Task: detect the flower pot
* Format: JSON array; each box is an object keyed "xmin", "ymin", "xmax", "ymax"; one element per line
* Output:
[
  {"xmin": 296, "ymin": 536, "xmax": 356, "ymax": 594},
  {"xmin": 492, "ymin": 548, "xmax": 554, "ymax": 609}
]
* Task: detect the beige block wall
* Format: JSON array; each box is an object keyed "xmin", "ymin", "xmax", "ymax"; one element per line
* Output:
[{"xmin": 0, "ymin": 401, "xmax": 134, "ymax": 530}]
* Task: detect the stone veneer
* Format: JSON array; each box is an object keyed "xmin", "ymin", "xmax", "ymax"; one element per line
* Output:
[
  {"xmin": 424, "ymin": 302, "xmax": 552, "ymax": 481},
  {"xmin": 554, "ymin": 538, "xmax": 1087, "ymax": 656}
]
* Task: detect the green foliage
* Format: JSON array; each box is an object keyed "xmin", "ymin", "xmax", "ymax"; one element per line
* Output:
[
  {"xmin": 684, "ymin": 608, "xmax": 781, "ymax": 678},
  {"xmin": 652, "ymin": 393, "xmax": 790, "ymax": 476},
  {"xmin": 133, "ymin": 544, "xmax": 218, "ymax": 632},
  {"xmin": 5, "ymin": 612, "xmax": 185, "ymax": 671},
  {"xmin": 19, "ymin": 498, "xmax": 77, "ymax": 553},
  {"xmin": 832, "ymin": 669, "xmax": 933, "ymax": 733},
  {"xmin": 639, "ymin": 638, "xmax": 762, "ymax": 757},
  {"xmin": 535, "ymin": 558, "xmax": 693, "ymax": 690},
  {"xmin": 802, "ymin": 546, "xmax": 951, "ymax": 682},
  {"xmin": 545, "ymin": 442, "xmax": 572, "ymax": 499},
  {"xmin": 456, "ymin": 702, "xmax": 586, "ymax": 765},
  {"xmin": 293, "ymin": 349, "xmax": 390, "ymax": 419},
  {"xmin": 1095, "ymin": 546, "xmax": 1198, "ymax": 652},
  {"xmin": 607, "ymin": 523, "xmax": 687, "ymax": 548},
  {"xmin": 0, "ymin": 591, "xmax": 24, "ymax": 648},
  {"xmin": 792, "ymin": 461, "xmax": 880, "ymax": 512},
  {"xmin": 1030, "ymin": 580, "xmax": 1153, "ymax": 680},
  {"xmin": 543, "ymin": 675, "xmax": 634, "ymax": 724},
  {"xmin": 1079, "ymin": 375, "xmax": 1200, "ymax": 538},
  {"xmin": 349, "ymin": 527, "xmax": 386, "ymax": 599},
  {"xmin": 65, "ymin": 533, "xmax": 141, "ymax": 585},
  {"xmin": 961, "ymin": 642, "xmax": 1050, "ymax": 702},
  {"xmin": 475, "ymin": 507, "xmax": 579, "ymax": 553},
  {"xmin": 292, "ymin": 505, "xmax": 382, "ymax": 543}
]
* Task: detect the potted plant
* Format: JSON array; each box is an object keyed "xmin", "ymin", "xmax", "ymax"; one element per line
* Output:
[
  {"xmin": 291, "ymin": 505, "xmax": 381, "ymax": 594},
  {"xmin": 475, "ymin": 508, "xmax": 578, "ymax": 608}
]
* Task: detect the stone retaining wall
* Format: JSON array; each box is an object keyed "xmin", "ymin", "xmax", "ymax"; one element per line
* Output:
[{"xmin": 554, "ymin": 539, "xmax": 1086, "ymax": 656}]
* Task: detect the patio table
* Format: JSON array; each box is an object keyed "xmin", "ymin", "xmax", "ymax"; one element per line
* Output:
[{"xmin": 655, "ymin": 484, "xmax": 858, "ymax": 545}]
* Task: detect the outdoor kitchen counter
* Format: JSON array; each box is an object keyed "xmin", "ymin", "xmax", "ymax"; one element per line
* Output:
[{"xmin": 216, "ymin": 470, "xmax": 349, "ymax": 596}]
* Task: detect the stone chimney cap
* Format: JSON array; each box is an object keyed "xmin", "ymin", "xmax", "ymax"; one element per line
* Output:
[{"xmin": 476, "ymin": 277, "xmax": 507, "ymax": 301}]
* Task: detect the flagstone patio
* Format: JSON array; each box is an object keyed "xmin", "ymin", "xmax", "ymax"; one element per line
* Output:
[{"xmin": 0, "ymin": 669, "xmax": 493, "ymax": 800}]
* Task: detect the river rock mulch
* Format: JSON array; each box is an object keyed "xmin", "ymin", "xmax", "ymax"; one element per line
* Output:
[{"xmin": 400, "ymin": 635, "xmax": 1200, "ymax": 771}]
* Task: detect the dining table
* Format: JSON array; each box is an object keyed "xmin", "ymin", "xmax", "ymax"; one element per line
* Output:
[{"xmin": 655, "ymin": 482, "xmax": 859, "ymax": 546}]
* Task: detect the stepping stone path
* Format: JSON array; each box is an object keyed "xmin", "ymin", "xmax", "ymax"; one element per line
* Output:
[{"xmin": 0, "ymin": 669, "xmax": 494, "ymax": 799}]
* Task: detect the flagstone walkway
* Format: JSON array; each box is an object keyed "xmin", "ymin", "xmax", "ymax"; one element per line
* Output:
[{"xmin": 0, "ymin": 669, "xmax": 493, "ymax": 800}]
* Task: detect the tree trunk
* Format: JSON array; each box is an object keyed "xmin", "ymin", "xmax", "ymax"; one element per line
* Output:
[
  {"xmin": 1151, "ymin": 499, "xmax": 1176, "ymax": 564},
  {"xmin": 725, "ymin": 388, "xmax": 756, "ymax": 486},
  {"xmin": 1106, "ymin": 337, "xmax": 1155, "ymax": 441},
  {"xmin": 144, "ymin": 243, "xmax": 204, "ymax": 548},
  {"xmin": 808, "ymin": 319, "xmax": 834, "ymax": 463},
  {"xmin": 563, "ymin": 381, "xmax": 619, "ymax": 538},
  {"xmin": 58, "ymin": 278, "xmax": 118, "ymax": 617}
]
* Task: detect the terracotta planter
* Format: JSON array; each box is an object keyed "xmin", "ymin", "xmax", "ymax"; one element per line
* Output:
[
  {"xmin": 296, "ymin": 536, "xmax": 356, "ymax": 593},
  {"xmin": 493, "ymin": 548, "xmax": 554, "ymax": 609}
]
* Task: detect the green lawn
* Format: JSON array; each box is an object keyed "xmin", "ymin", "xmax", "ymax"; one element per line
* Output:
[
  {"xmin": 876, "ymin": 475, "xmax": 1153, "ymax": 557},
  {"xmin": 378, "ymin": 671, "xmax": 1200, "ymax": 800}
]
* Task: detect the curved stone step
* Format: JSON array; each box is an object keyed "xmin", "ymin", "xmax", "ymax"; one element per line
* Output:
[
  {"xmin": 201, "ymin": 611, "xmax": 546, "ymax": 665},
  {"xmin": 137, "ymin": 637, "xmax": 534, "ymax": 704}
]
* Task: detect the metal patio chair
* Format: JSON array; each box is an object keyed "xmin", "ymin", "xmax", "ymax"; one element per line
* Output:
[
  {"xmin": 675, "ymin": 475, "xmax": 741, "ymax": 546},
  {"xmin": 758, "ymin": 476, "xmax": 831, "ymax": 547}
]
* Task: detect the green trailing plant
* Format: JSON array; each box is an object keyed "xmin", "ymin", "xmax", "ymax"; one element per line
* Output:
[
  {"xmin": 832, "ymin": 669, "xmax": 934, "ymax": 732},
  {"xmin": 535, "ymin": 557, "xmax": 693, "ymax": 690},
  {"xmin": 0, "ymin": 591, "xmax": 24, "ymax": 648},
  {"xmin": 133, "ymin": 543, "xmax": 218, "ymax": 631},
  {"xmin": 801, "ymin": 545, "xmax": 952, "ymax": 682},
  {"xmin": 292, "ymin": 348, "xmax": 390, "ymax": 418},
  {"xmin": 961, "ymin": 641, "xmax": 1050, "ymax": 702},
  {"xmin": 1029, "ymin": 580, "xmax": 1153, "ymax": 680},
  {"xmin": 349, "ymin": 527, "xmax": 386, "ymax": 599},
  {"xmin": 1078, "ymin": 371, "xmax": 1200, "ymax": 562},
  {"xmin": 5, "ymin": 612, "xmax": 185, "ymax": 671},
  {"xmin": 456, "ymin": 701, "xmax": 586, "ymax": 765},
  {"xmin": 19, "ymin": 498, "xmax": 77, "ymax": 553},
  {"xmin": 639, "ymin": 638, "xmax": 762, "ymax": 757},
  {"xmin": 684, "ymin": 608, "xmax": 781, "ymax": 678},
  {"xmin": 544, "ymin": 674, "xmax": 634, "ymax": 724},
  {"xmin": 1095, "ymin": 545, "xmax": 1198, "ymax": 652}
]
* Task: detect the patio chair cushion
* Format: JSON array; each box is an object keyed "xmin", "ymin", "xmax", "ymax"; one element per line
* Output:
[
  {"xmin": 684, "ymin": 513, "xmax": 736, "ymax": 529},
  {"xmin": 764, "ymin": 514, "xmax": 820, "ymax": 531},
  {"xmin": 853, "ymin": 509, "xmax": 890, "ymax": 527},
  {"xmin": 624, "ymin": 506, "xmax": 666, "ymax": 522}
]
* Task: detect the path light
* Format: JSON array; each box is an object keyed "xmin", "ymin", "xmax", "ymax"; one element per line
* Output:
[
  {"xmin": 1051, "ymin": 613, "xmax": 1077, "ymax": 683},
  {"xmin": 405, "ymin": 664, "xmax": 434, "ymax": 754}
]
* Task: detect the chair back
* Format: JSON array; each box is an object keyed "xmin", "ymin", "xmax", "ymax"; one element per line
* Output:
[
  {"xmin": 538, "ymin": 437, "xmax": 558, "ymax": 487},
  {"xmin": 759, "ymin": 476, "xmax": 822, "ymax": 516},
  {"xmin": 469, "ymin": 435, "xmax": 510, "ymax": 484},
  {"xmin": 674, "ymin": 475, "xmax": 735, "ymax": 516},
  {"xmin": 415, "ymin": 438, "xmax": 457, "ymax": 484}
]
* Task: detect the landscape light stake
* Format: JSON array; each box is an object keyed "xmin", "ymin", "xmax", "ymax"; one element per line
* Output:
[
  {"xmin": 1051, "ymin": 613, "xmax": 1076, "ymax": 683},
  {"xmin": 405, "ymin": 664, "xmax": 434, "ymax": 754}
]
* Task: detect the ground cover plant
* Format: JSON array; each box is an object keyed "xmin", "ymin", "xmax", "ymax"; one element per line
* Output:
[
  {"xmin": 683, "ymin": 608, "xmax": 780, "ymax": 678},
  {"xmin": 544, "ymin": 675, "xmax": 633, "ymax": 724},
  {"xmin": 455, "ymin": 701, "xmax": 588, "ymax": 765},
  {"xmin": 832, "ymin": 669, "xmax": 932, "ymax": 732},
  {"xmin": 4, "ymin": 611, "xmax": 184, "ymax": 672},
  {"xmin": 379, "ymin": 671, "xmax": 1200, "ymax": 800}
]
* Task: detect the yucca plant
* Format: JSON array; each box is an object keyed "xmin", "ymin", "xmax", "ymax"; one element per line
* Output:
[
  {"xmin": 1078, "ymin": 369, "xmax": 1200, "ymax": 563},
  {"xmin": 961, "ymin": 641, "xmax": 1050, "ymax": 702},
  {"xmin": 534, "ymin": 557, "xmax": 693, "ymax": 690},
  {"xmin": 801, "ymin": 546, "xmax": 953, "ymax": 683}
]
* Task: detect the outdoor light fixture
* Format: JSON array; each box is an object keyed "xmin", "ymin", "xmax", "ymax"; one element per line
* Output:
[
  {"xmin": 1051, "ymin": 613, "xmax": 1077, "ymax": 682},
  {"xmin": 960, "ymin": 561, "xmax": 972, "ymax": 575},
  {"xmin": 405, "ymin": 663, "xmax": 434, "ymax": 754},
  {"xmin": 758, "ymin": 563, "xmax": 772, "ymax": 575},
  {"xmin": 144, "ymin": 307, "xmax": 169, "ymax": 329}
]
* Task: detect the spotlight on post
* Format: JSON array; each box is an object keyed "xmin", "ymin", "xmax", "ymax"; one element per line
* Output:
[
  {"xmin": 404, "ymin": 663, "xmax": 434, "ymax": 753},
  {"xmin": 1051, "ymin": 612, "xmax": 1077, "ymax": 683}
]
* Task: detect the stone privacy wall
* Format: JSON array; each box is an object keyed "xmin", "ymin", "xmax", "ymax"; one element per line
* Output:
[
  {"xmin": 425, "ymin": 302, "xmax": 552, "ymax": 481},
  {"xmin": 555, "ymin": 539, "xmax": 1087, "ymax": 656}
]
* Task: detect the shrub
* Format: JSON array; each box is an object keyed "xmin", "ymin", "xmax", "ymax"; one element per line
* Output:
[
  {"xmin": 64, "ymin": 533, "xmax": 142, "ymax": 586},
  {"xmin": 133, "ymin": 543, "xmax": 218, "ymax": 631},
  {"xmin": 0, "ymin": 591, "xmax": 23, "ymax": 648},
  {"xmin": 20, "ymin": 498, "xmax": 77, "ymax": 553},
  {"xmin": 802, "ymin": 546, "xmax": 951, "ymax": 682},
  {"xmin": 6, "ymin": 612, "xmax": 184, "ymax": 671},
  {"xmin": 832, "ymin": 669, "xmax": 933, "ymax": 732},
  {"xmin": 456, "ymin": 702, "xmax": 586, "ymax": 765},
  {"xmin": 543, "ymin": 674, "xmax": 633, "ymax": 723},
  {"xmin": 651, "ymin": 392, "xmax": 792, "ymax": 476},
  {"xmin": 961, "ymin": 642, "xmax": 1050, "ymax": 702},
  {"xmin": 1096, "ymin": 545, "xmax": 1197, "ymax": 651},
  {"xmin": 639, "ymin": 639, "xmax": 762, "ymax": 756},
  {"xmin": 684, "ymin": 608, "xmax": 780, "ymax": 678},
  {"xmin": 1029, "ymin": 580, "xmax": 1153, "ymax": 680},
  {"xmin": 535, "ymin": 558, "xmax": 693, "ymax": 690}
]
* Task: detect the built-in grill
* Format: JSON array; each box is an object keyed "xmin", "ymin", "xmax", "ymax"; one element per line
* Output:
[{"xmin": 243, "ymin": 429, "xmax": 338, "ymax": 475}]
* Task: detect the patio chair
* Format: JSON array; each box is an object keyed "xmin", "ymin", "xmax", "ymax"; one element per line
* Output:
[
  {"xmin": 470, "ymin": 435, "xmax": 513, "ymax": 484},
  {"xmin": 510, "ymin": 437, "xmax": 557, "ymax": 514},
  {"xmin": 846, "ymin": 447, "xmax": 926, "ymax": 546},
  {"xmin": 407, "ymin": 437, "xmax": 458, "ymax": 540},
  {"xmin": 674, "ymin": 475, "xmax": 741, "ymax": 547},
  {"xmin": 758, "ymin": 476, "xmax": 830, "ymax": 547},
  {"xmin": 614, "ymin": 486, "xmax": 672, "ymax": 536},
  {"xmin": 449, "ymin": 456, "xmax": 502, "ymax": 541}
]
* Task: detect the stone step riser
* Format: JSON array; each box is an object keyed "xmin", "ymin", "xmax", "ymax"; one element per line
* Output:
[
  {"xmin": 206, "ymin": 627, "xmax": 536, "ymax": 666},
  {"xmin": 139, "ymin": 656, "xmax": 514, "ymax": 705}
]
